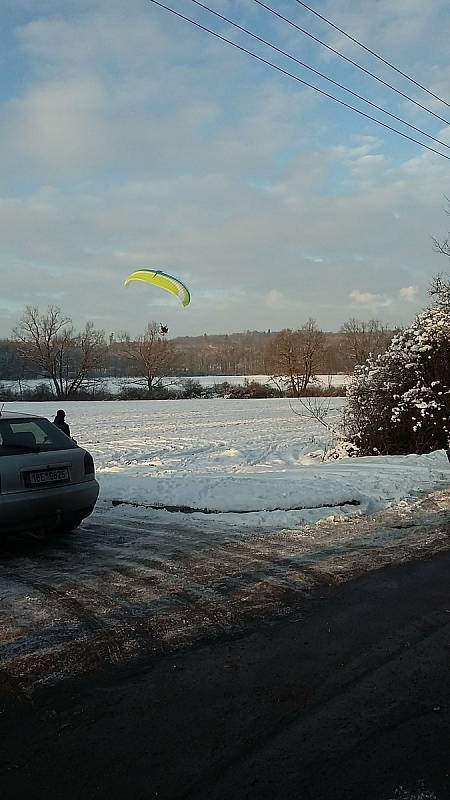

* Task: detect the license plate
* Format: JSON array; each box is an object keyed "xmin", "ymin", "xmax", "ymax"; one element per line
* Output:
[{"xmin": 27, "ymin": 468, "xmax": 70, "ymax": 486}]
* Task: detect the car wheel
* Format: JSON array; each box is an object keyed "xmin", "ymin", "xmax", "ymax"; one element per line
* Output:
[{"xmin": 50, "ymin": 513, "xmax": 85, "ymax": 536}]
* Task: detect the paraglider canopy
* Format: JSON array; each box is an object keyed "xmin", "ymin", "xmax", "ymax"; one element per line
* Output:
[{"xmin": 124, "ymin": 269, "xmax": 190, "ymax": 307}]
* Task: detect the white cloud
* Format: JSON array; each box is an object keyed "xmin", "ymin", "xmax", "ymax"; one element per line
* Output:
[
  {"xmin": 399, "ymin": 285, "xmax": 419, "ymax": 302},
  {"xmin": 350, "ymin": 290, "xmax": 392, "ymax": 308},
  {"xmin": 3, "ymin": 79, "xmax": 109, "ymax": 173},
  {"xmin": 320, "ymin": 0, "xmax": 449, "ymax": 60},
  {"xmin": 265, "ymin": 289, "xmax": 284, "ymax": 307},
  {"xmin": 0, "ymin": 1, "xmax": 449, "ymax": 337},
  {"xmin": 304, "ymin": 255, "xmax": 324, "ymax": 264}
]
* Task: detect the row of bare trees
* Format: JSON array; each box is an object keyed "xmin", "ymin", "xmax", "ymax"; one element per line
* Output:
[
  {"xmin": 173, "ymin": 320, "xmax": 393, "ymax": 379},
  {"xmin": 3, "ymin": 305, "xmax": 395, "ymax": 399},
  {"xmin": 10, "ymin": 307, "xmax": 177, "ymax": 398},
  {"xmin": 266, "ymin": 319, "xmax": 324, "ymax": 396},
  {"xmin": 264, "ymin": 317, "xmax": 392, "ymax": 397},
  {"xmin": 117, "ymin": 323, "xmax": 176, "ymax": 393},
  {"xmin": 13, "ymin": 307, "xmax": 106, "ymax": 398}
]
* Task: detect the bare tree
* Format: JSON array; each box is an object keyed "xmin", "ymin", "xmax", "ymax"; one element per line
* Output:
[
  {"xmin": 299, "ymin": 318, "xmax": 324, "ymax": 390},
  {"xmin": 429, "ymin": 273, "xmax": 450, "ymax": 306},
  {"xmin": 266, "ymin": 319, "xmax": 324, "ymax": 396},
  {"xmin": 121, "ymin": 322, "xmax": 177, "ymax": 392},
  {"xmin": 434, "ymin": 235, "xmax": 450, "ymax": 259},
  {"xmin": 266, "ymin": 329, "xmax": 301, "ymax": 396},
  {"xmin": 289, "ymin": 395, "xmax": 348, "ymax": 459},
  {"xmin": 340, "ymin": 318, "xmax": 392, "ymax": 371},
  {"xmin": 320, "ymin": 345, "xmax": 336, "ymax": 390},
  {"xmin": 432, "ymin": 196, "xmax": 450, "ymax": 259},
  {"xmin": 13, "ymin": 306, "xmax": 106, "ymax": 398},
  {"xmin": 67, "ymin": 322, "xmax": 106, "ymax": 396}
]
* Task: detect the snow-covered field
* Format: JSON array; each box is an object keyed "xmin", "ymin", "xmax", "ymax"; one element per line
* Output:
[
  {"xmin": 1, "ymin": 398, "xmax": 449, "ymax": 691},
  {"xmin": 6, "ymin": 398, "xmax": 449, "ymax": 530}
]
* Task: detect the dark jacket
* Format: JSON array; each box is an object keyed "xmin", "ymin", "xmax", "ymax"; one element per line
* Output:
[{"xmin": 54, "ymin": 416, "xmax": 71, "ymax": 438}]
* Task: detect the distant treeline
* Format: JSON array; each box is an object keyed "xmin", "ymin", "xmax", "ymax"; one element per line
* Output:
[
  {"xmin": 0, "ymin": 378, "xmax": 346, "ymax": 402},
  {"xmin": 0, "ymin": 321, "xmax": 393, "ymax": 382}
]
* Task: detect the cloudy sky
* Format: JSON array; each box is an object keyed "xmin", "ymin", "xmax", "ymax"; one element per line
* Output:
[{"xmin": 1, "ymin": 0, "xmax": 449, "ymax": 338}]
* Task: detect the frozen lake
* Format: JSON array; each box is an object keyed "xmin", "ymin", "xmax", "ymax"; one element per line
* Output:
[{"xmin": 0, "ymin": 373, "xmax": 350, "ymax": 394}]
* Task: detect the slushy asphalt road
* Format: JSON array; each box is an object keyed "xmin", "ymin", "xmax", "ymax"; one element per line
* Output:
[
  {"xmin": 0, "ymin": 490, "xmax": 449, "ymax": 690},
  {"xmin": 0, "ymin": 491, "xmax": 449, "ymax": 799}
]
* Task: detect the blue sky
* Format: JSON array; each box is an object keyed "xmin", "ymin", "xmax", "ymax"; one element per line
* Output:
[{"xmin": 0, "ymin": 0, "xmax": 449, "ymax": 338}]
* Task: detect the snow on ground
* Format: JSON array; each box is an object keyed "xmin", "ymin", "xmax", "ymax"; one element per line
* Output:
[{"xmin": 7, "ymin": 398, "xmax": 449, "ymax": 529}]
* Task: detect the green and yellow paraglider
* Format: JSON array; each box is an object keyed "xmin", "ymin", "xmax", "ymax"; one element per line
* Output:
[{"xmin": 124, "ymin": 269, "xmax": 191, "ymax": 307}]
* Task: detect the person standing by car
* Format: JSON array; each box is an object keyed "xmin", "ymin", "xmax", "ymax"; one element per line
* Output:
[{"xmin": 53, "ymin": 409, "xmax": 71, "ymax": 438}]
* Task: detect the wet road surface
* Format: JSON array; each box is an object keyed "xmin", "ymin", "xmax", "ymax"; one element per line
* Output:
[
  {"xmin": 1, "ymin": 490, "xmax": 449, "ymax": 692},
  {"xmin": 1, "ymin": 547, "xmax": 449, "ymax": 800}
]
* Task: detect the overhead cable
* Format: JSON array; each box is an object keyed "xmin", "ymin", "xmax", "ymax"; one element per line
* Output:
[
  {"xmin": 292, "ymin": 0, "xmax": 450, "ymax": 111},
  {"xmin": 148, "ymin": 0, "xmax": 450, "ymax": 162},
  {"xmin": 188, "ymin": 0, "xmax": 450, "ymax": 151},
  {"xmin": 252, "ymin": 0, "xmax": 450, "ymax": 127}
]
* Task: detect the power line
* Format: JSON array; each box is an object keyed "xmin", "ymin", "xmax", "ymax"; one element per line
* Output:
[
  {"xmin": 148, "ymin": 0, "xmax": 450, "ymax": 162},
  {"xmin": 252, "ymin": 0, "xmax": 450, "ymax": 127},
  {"xmin": 188, "ymin": 0, "xmax": 450, "ymax": 152},
  {"xmin": 293, "ymin": 0, "xmax": 450, "ymax": 111}
]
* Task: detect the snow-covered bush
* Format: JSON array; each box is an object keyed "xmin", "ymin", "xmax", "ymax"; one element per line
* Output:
[
  {"xmin": 346, "ymin": 285, "xmax": 450, "ymax": 455},
  {"xmin": 325, "ymin": 440, "xmax": 360, "ymax": 460}
]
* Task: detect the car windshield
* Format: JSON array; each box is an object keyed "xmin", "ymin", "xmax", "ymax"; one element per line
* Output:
[{"xmin": 0, "ymin": 418, "xmax": 78, "ymax": 456}]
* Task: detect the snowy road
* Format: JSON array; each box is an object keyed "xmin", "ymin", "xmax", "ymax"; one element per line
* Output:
[{"xmin": 1, "ymin": 490, "xmax": 449, "ymax": 693}]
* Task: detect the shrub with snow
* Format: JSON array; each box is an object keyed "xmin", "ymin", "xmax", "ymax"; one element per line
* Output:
[
  {"xmin": 345, "ymin": 285, "xmax": 450, "ymax": 455},
  {"xmin": 325, "ymin": 440, "xmax": 360, "ymax": 460}
]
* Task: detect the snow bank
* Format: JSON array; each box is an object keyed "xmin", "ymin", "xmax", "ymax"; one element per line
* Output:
[
  {"xmin": 98, "ymin": 444, "xmax": 449, "ymax": 524},
  {"xmin": 8, "ymin": 399, "xmax": 449, "ymax": 529}
]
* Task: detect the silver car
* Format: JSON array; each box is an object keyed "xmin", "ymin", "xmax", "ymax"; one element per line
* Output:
[{"xmin": 0, "ymin": 411, "xmax": 99, "ymax": 535}]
